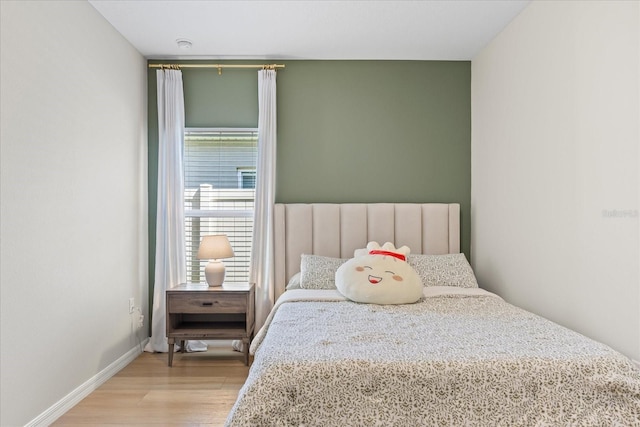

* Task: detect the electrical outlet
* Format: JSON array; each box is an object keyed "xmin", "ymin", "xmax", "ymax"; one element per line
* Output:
[{"xmin": 129, "ymin": 297, "xmax": 135, "ymax": 314}]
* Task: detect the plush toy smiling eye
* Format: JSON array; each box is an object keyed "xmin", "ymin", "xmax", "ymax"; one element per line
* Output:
[
  {"xmin": 384, "ymin": 270, "xmax": 404, "ymax": 281},
  {"xmin": 380, "ymin": 270, "xmax": 403, "ymax": 282}
]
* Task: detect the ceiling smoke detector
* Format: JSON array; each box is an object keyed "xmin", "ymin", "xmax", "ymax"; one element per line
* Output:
[{"xmin": 176, "ymin": 39, "xmax": 193, "ymax": 50}]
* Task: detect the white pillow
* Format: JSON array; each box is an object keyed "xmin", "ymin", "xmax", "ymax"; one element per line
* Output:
[
  {"xmin": 299, "ymin": 254, "xmax": 348, "ymax": 290},
  {"xmin": 407, "ymin": 253, "xmax": 479, "ymax": 288},
  {"xmin": 286, "ymin": 272, "xmax": 302, "ymax": 290}
]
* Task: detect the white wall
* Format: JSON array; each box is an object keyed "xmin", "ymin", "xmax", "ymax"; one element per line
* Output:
[
  {"xmin": 0, "ymin": 1, "xmax": 147, "ymax": 425},
  {"xmin": 472, "ymin": 1, "xmax": 639, "ymax": 360}
]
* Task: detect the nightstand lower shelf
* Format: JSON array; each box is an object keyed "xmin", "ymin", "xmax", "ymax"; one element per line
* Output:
[{"xmin": 171, "ymin": 322, "xmax": 247, "ymax": 334}]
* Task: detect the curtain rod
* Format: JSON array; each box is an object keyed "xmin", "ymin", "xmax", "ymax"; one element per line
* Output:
[{"xmin": 148, "ymin": 63, "xmax": 285, "ymax": 75}]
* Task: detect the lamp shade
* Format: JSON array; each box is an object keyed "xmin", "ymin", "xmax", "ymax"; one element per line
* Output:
[{"xmin": 197, "ymin": 235, "xmax": 235, "ymax": 260}]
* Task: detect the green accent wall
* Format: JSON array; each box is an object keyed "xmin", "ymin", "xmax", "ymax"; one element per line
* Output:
[{"xmin": 148, "ymin": 60, "xmax": 470, "ymax": 295}]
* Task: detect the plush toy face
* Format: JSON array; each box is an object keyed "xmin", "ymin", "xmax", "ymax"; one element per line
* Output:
[{"xmin": 335, "ymin": 242, "xmax": 423, "ymax": 305}]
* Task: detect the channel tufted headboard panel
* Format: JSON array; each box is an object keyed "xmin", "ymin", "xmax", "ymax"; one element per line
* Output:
[{"xmin": 273, "ymin": 203, "xmax": 460, "ymax": 299}]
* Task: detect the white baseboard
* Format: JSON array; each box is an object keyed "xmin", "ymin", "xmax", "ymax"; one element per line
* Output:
[{"xmin": 25, "ymin": 338, "xmax": 149, "ymax": 427}]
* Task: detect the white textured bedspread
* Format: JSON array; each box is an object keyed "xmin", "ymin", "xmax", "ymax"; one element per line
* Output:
[{"xmin": 226, "ymin": 288, "xmax": 640, "ymax": 426}]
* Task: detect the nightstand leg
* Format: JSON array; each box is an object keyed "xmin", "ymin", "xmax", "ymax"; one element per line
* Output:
[
  {"xmin": 242, "ymin": 338, "xmax": 250, "ymax": 366},
  {"xmin": 168, "ymin": 339, "xmax": 175, "ymax": 367}
]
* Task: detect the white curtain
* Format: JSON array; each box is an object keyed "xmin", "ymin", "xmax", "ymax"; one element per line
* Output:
[
  {"xmin": 251, "ymin": 69, "xmax": 278, "ymax": 332},
  {"xmin": 145, "ymin": 69, "xmax": 193, "ymax": 353}
]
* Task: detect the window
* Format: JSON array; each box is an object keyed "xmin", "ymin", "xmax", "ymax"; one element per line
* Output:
[
  {"xmin": 184, "ymin": 128, "xmax": 258, "ymax": 283},
  {"xmin": 237, "ymin": 168, "xmax": 256, "ymax": 189}
]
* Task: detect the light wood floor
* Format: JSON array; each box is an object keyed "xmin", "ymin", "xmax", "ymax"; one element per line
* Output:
[{"xmin": 53, "ymin": 345, "xmax": 250, "ymax": 426}]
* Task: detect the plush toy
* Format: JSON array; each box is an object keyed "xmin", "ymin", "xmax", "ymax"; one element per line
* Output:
[{"xmin": 335, "ymin": 242, "xmax": 423, "ymax": 304}]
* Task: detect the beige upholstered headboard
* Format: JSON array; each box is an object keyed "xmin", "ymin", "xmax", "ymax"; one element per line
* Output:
[{"xmin": 274, "ymin": 203, "xmax": 460, "ymax": 299}]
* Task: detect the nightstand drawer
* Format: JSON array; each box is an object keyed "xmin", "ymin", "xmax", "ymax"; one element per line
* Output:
[{"xmin": 168, "ymin": 293, "xmax": 247, "ymax": 314}]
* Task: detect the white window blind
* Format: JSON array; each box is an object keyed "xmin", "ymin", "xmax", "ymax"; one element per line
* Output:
[{"xmin": 184, "ymin": 128, "xmax": 258, "ymax": 283}]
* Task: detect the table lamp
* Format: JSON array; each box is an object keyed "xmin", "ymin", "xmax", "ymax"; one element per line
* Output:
[{"xmin": 197, "ymin": 235, "xmax": 235, "ymax": 287}]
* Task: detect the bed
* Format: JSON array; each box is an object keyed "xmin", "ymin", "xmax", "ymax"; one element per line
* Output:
[{"xmin": 225, "ymin": 203, "xmax": 640, "ymax": 426}]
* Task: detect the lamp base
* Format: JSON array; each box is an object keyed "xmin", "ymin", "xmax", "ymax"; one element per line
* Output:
[{"xmin": 204, "ymin": 260, "xmax": 225, "ymax": 287}]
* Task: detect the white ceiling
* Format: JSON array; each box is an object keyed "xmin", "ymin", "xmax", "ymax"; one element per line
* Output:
[{"xmin": 88, "ymin": 0, "xmax": 531, "ymax": 60}]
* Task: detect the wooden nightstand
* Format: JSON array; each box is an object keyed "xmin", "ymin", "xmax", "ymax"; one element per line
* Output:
[{"xmin": 166, "ymin": 282, "xmax": 255, "ymax": 366}]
